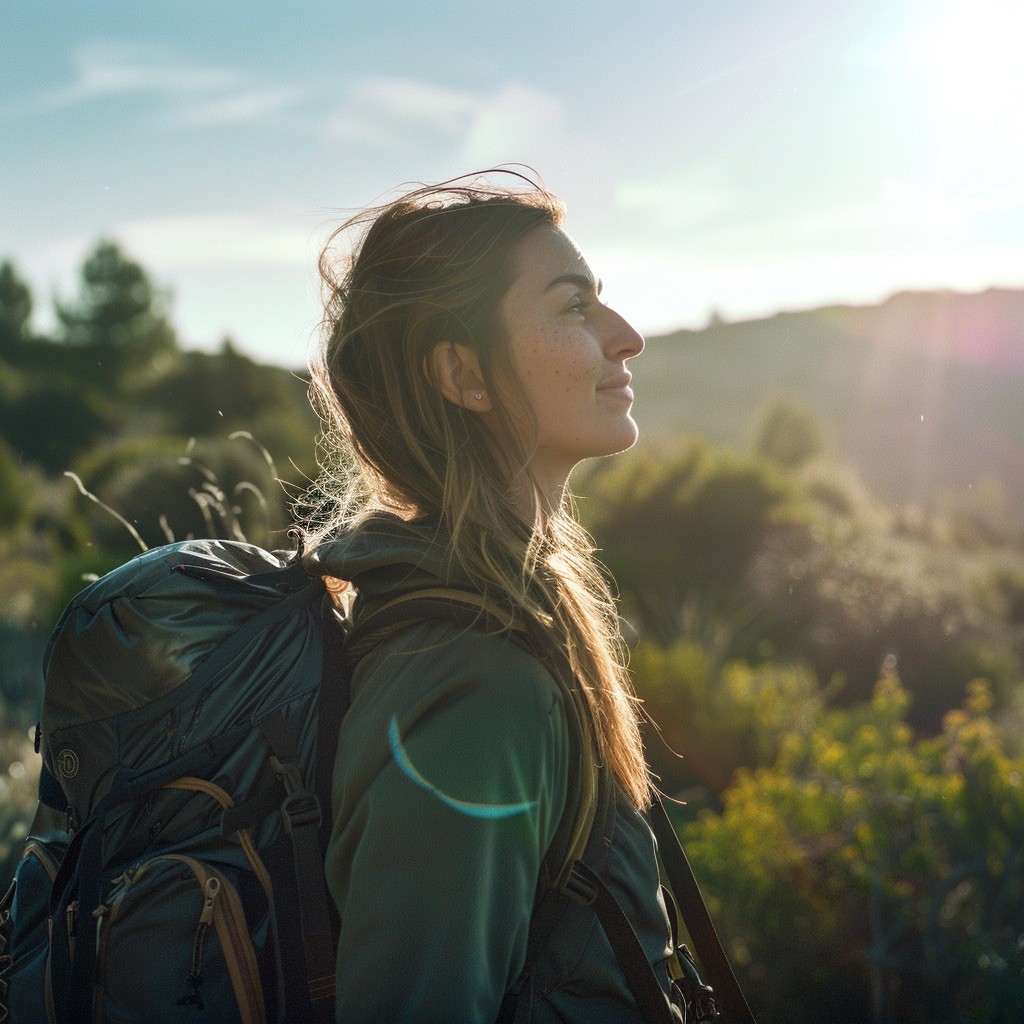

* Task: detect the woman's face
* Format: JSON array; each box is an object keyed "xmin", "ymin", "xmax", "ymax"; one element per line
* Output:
[{"xmin": 496, "ymin": 224, "xmax": 645, "ymax": 495}]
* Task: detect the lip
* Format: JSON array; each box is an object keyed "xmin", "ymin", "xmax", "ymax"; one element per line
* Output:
[
  {"xmin": 596, "ymin": 385, "xmax": 634, "ymax": 401},
  {"xmin": 596, "ymin": 373, "xmax": 633, "ymax": 400}
]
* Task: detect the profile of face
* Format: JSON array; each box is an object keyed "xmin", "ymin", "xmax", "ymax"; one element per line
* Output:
[
  {"xmin": 431, "ymin": 222, "xmax": 644, "ymax": 501},
  {"xmin": 496, "ymin": 224, "xmax": 644, "ymax": 494}
]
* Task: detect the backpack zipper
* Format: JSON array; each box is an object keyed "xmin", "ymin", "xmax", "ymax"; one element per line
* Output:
[
  {"xmin": 92, "ymin": 853, "xmax": 265, "ymax": 1024},
  {"xmin": 163, "ymin": 776, "xmax": 274, "ymax": 903}
]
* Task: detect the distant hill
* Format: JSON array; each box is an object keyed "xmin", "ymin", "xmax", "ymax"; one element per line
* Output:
[{"xmin": 633, "ymin": 287, "xmax": 1024, "ymax": 521}]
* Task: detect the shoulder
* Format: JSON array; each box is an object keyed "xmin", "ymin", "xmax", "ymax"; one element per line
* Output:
[
  {"xmin": 331, "ymin": 618, "xmax": 571, "ymax": 850},
  {"xmin": 352, "ymin": 618, "xmax": 565, "ymax": 729}
]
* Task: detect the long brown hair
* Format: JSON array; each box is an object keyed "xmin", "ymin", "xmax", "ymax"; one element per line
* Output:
[{"xmin": 305, "ymin": 169, "xmax": 651, "ymax": 809}]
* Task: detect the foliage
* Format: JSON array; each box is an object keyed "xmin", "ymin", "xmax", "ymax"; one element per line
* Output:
[
  {"xmin": 0, "ymin": 260, "xmax": 33, "ymax": 350},
  {"xmin": 631, "ymin": 639, "xmax": 823, "ymax": 798},
  {"xmin": 0, "ymin": 375, "xmax": 119, "ymax": 472},
  {"xmin": 754, "ymin": 399, "xmax": 829, "ymax": 470},
  {"xmin": 74, "ymin": 435, "xmax": 290, "ymax": 554},
  {"xmin": 0, "ymin": 438, "xmax": 32, "ymax": 529},
  {"xmin": 139, "ymin": 340, "xmax": 319, "ymax": 479},
  {"xmin": 747, "ymin": 512, "xmax": 1023, "ymax": 729},
  {"xmin": 683, "ymin": 675, "xmax": 1024, "ymax": 1024},
  {"xmin": 0, "ymin": 723, "xmax": 37, "ymax": 893},
  {"xmin": 577, "ymin": 438, "xmax": 794, "ymax": 646},
  {"xmin": 54, "ymin": 240, "xmax": 177, "ymax": 391},
  {"xmin": 580, "ymin": 415, "xmax": 1023, "ymax": 734}
]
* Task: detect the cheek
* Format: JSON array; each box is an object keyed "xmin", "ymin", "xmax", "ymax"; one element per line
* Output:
[{"xmin": 513, "ymin": 328, "xmax": 590, "ymax": 396}]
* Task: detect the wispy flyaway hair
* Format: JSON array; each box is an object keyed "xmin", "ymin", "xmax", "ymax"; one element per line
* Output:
[{"xmin": 304, "ymin": 168, "xmax": 651, "ymax": 809}]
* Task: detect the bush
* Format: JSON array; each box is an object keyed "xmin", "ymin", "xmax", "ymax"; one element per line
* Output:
[
  {"xmin": 577, "ymin": 438, "xmax": 794, "ymax": 646},
  {"xmin": 631, "ymin": 639, "xmax": 823, "ymax": 799},
  {"xmin": 73, "ymin": 435, "xmax": 290, "ymax": 553},
  {"xmin": 683, "ymin": 676, "xmax": 1024, "ymax": 1024},
  {"xmin": 747, "ymin": 520, "xmax": 1023, "ymax": 729}
]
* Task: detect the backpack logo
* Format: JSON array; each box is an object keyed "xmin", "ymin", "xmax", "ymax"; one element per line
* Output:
[{"xmin": 57, "ymin": 748, "xmax": 79, "ymax": 778}]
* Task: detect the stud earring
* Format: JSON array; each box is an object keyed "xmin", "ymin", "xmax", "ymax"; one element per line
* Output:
[{"xmin": 474, "ymin": 392, "xmax": 484, "ymax": 401}]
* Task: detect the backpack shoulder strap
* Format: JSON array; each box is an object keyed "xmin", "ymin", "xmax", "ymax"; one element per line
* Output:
[{"xmin": 649, "ymin": 795, "xmax": 756, "ymax": 1024}]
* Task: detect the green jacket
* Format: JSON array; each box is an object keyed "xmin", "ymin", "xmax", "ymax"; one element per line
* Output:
[{"xmin": 317, "ymin": 516, "xmax": 678, "ymax": 1023}]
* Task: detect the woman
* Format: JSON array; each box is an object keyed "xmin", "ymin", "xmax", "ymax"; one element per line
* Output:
[{"xmin": 304, "ymin": 170, "xmax": 682, "ymax": 1023}]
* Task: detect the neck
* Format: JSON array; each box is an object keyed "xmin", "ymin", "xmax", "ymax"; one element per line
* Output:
[
  {"xmin": 510, "ymin": 468, "xmax": 568, "ymax": 524},
  {"xmin": 525, "ymin": 456, "xmax": 572, "ymax": 518}
]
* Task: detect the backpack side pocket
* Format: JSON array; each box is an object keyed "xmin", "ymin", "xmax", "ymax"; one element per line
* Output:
[
  {"xmin": 8, "ymin": 833, "xmax": 69, "ymax": 1024},
  {"xmin": 93, "ymin": 854, "xmax": 266, "ymax": 1024}
]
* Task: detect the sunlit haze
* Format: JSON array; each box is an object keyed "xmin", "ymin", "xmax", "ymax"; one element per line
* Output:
[{"xmin": 4, "ymin": 0, "xmax": 1023, "ymax": 367}]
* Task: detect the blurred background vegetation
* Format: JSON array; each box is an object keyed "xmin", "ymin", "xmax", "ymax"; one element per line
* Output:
[{"xmin": 2, "ymin": 243, "xmax": 1023, "ymax": 1023}]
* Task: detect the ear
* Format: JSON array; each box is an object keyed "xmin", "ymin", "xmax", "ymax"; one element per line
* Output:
[{"xmin": 429, "ymin": 341, "xmax": 492, "ymax": 411}]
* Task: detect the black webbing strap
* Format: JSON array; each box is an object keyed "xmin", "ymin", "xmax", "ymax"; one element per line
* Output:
[
  {"xmin": 50, "ymin": 782, "xmax": 124, "ymax": 1023},
  {"xmin": 495, "ymin": 757, "xmax": 614, "ymax": 1024},
  {"xmin": 568, "ymin": 860, "xmax": 678, "ymax": 1023},
  {"xmin": 649, "ymin": 796, "xmax": 756, "ymax": 1024},
  {"xmin": 0, "ymin": 877, "xmax": 13, "ymax": 1024},
  {"xmin": 258, "ymin": 711, "xmax": 335, "ymax": 1024},
  {"xmin": 314, "ymin": 599, "xmax": 349, "ymax": 862}
]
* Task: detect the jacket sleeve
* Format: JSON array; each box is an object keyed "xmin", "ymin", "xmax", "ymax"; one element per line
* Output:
[{"xmin": 325, "ymin": 623, "xmax": 571, "ymax": 1024}]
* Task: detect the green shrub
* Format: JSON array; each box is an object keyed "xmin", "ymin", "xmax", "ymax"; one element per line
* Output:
[{"xmin": 683, "ymin": 676, "xmax": 1024, "ymax": 1024}]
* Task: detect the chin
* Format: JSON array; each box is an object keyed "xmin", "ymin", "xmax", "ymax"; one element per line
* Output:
[{"xmin": 595, "ymin": 420, "xmax": 640, "ymax": 459}]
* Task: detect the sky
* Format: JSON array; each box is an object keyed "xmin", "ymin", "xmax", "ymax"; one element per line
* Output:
[{"xmin": 4, "ymin": 0, "xmax": 1024, "ymax": 369}]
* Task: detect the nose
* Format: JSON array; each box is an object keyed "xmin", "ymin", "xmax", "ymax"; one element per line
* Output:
[{"xmin": 603, "ymin": 305, "xmax": 645, "ymax": 361}]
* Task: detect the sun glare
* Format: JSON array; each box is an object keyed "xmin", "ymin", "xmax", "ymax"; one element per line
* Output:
[{"xmin": 906, "ymin": 0, "xmax": 1024, "ymax": 123}]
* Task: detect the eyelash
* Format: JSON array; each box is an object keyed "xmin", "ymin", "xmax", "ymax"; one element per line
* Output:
[{"xmin": 567, "ymin": 297, "xmax": 590, "ymax": 315}]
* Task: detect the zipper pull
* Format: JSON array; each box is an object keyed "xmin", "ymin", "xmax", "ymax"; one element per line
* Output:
[{"xmin": 199, "ymin": 876, "xmax": 221, "ymax": 926}]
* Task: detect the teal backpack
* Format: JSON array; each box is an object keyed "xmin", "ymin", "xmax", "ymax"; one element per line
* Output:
[{"xmin": 0, "ymin": 537, "xmax": 752, "ymax": 1024}]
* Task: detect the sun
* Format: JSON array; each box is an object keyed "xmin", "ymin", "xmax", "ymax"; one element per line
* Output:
[{"xmin": 905, "ymin": 0, "xmax": 1024, "ymax": 125}]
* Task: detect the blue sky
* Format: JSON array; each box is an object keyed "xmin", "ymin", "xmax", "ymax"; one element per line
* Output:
[{"xmin": 4, "ymin": 0, "xmax": 1023, "ymax": 368}]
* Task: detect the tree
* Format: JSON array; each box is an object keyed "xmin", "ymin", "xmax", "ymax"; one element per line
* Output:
[
  {"xmin": 56, "ymin": 241, "xmax": 177, "ymax": 390},
  {"xmin": 0, "ymin": 260, "xmax": 33, "ymax": 352},
  {"xmin": 754, "ymin": 400, "xmax": 828, "ymax": 471},
  {"xmin": 140, "ymin": 340, "xmax": 319, "ymax": 475},
  {"xmin": 0, "ymin": 381, "xmax": 116, "ymax": 473}
]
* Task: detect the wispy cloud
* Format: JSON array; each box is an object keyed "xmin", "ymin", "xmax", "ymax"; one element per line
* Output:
[
  {"xmin": 0, "ymin": 40, "xmax": 304, "ymax": 126},
  {"xmin": 616, "ymin": 165, "xmax": 747, "ymax": 231},
  {"xmin": 173, "ymin": 86, "xmax": 306, "ymax": 126},
  {"xmin": 114, "ymin": 213, "xmax": 314, "ymax": 269},
  {"xmin": 325, "ymin": 77, "xmax": 565, "ymax": 160}
]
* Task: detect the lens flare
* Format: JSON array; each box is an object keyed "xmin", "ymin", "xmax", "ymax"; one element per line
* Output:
[{"xmin": 388, "ymin": 716, "xmax": 538, "ymax": 819}]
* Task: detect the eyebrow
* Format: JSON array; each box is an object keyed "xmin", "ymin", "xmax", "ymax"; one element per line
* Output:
[{"xmin": 543, "ymin": 272, "xmax": 603, "ymax": 296}]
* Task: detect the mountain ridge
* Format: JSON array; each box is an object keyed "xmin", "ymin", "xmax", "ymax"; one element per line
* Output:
[{"xmin": 633, "ymin": 286, "xmax": 1024, "ymax": 522}]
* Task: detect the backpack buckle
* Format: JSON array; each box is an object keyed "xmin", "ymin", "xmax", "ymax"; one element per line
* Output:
[
  {"xmin": 560, "ymin": 862, "xmax": 599, "ymax": 906},
  {"xmin": 676, "ymin": 944, "xmax": 720, "ymax": 1021},
  {"xmin": 269, "ymin": 756, "xmax": 322, "ymax": 832},
  {"xmin": 280, "ymin": 791, "xmax": 322, "ymax": 832}
]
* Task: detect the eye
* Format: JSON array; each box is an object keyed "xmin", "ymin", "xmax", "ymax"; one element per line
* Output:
[{"xmin": 566, "ymin": 296, "xmax": 590, "ymax": 316}]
